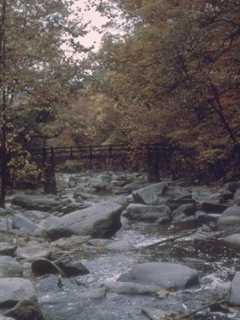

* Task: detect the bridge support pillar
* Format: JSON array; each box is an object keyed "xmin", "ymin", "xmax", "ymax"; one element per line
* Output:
[
  {"xmin": 147, "ymin": 144, "xmax": 160, "ymax": 182},
  {"xmin": 43, "ymin": 147, "xmax": 57, "ymax": 194},
  {"xmin": 43, "ymin": 164, "xmax": 57, "ymax": 194}
]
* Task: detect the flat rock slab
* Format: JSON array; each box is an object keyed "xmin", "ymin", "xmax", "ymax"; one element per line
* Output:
[
  {"xmin": 230, "ymin": 272, "xmax": 240, "ymax": 305},
  {"xmin": 224, "ymin": 234, "xmax": 240, "ymax": 250},
  {"xmin": 0, "ymin": 256, "xmax": 22, "ymax": 278},
  {"xmin": 16, "ymin": 244, "xmax": 51, "ymax": 261},
  {"xmin": 0, "ymin": 243, "xmax": 17, "ymax": 257},
  {"xmin": 218, "ymin": 206, "xmax": 240, "ymax": 232},
  {"xmin": 124, "ymin": 204, "xmax": 171, "ymax": 222},
  {"xmin": 38, "ymin": 200, "xmax": 123, "ymax": 240},
  {"xmin": 132, "ymin": 182, "xmax": 169, "ymax": 205},
  {"xmin": 0, "ymin": 278, "xmax": 36, "ymax": 308},
  {"xmin": 118, "ymin": 262, "xmax": 199, "ymax": 290},
  {"xmin": 11, "ymin": 195, "xmax": 60, "ymax": 212}
]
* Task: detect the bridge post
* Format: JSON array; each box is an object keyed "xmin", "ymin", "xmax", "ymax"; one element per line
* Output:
[
  {"xmin": 43, "ymin": 147, "xmax": 57, "ymax": 194},
  {"xmin": 147, "ymin": 144, "xmax": 160, "ymax": 182}
]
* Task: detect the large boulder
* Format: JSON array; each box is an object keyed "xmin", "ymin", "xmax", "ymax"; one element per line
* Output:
[
  {"xmin": 230, "ymin": 272, "xmax": 240, "ymax": 305},
  {"xmin": 199, "ymin": 202, "xmax": 228, "ymax": 214},
  {"xmin": 16, "ymin": 244, "xmax": 51, "ymax": 261},
  {"xmin": 132, "ymin": 182, "xmax": 169, "ymax": 205},
  {"xmin": 11, "ymin": 195, "xmax": 60, "ymax": 212},
  {"xmin": 118, "ymin": 262, "xmax": 199, "ymax": 290},
  {"xmin": 11, "ymin": 195, "xmax": 79, "ymax": 213},
  {"xmin": 124, "ymin": 204, "xmax": 171, "ymax": 222},
  {"xmin": 0, "ymin": 278, "xmax": 36, "ymax": 308},
  {"xmin": 218, "ymin": 206, "xmax": 240, "ymax": 232},
  {"xmin": 36, "ymin": 200, "xmax": 123, "ymax": 240},
  {"xmin": 0, "ymin": 257, "xmax": 22, "ymax": 278},
  {"xmin": 224, "ymin": 234, "xmax": 240, "ymax": 250},
  {"xmin": 0, "ymin": 243, "xmax": 17, "ymax": 257},
  {"xmin": 12, "ymin": 214, "xmax": 37, "ymax": 234},
  {"xmin": 4, "ymin": 300, "xmax": 44, "ymax": 320}
]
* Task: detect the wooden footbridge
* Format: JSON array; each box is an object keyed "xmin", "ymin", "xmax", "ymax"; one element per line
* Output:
[
  {"xmin": 0, "ymin": 141, "xmax": 196, "ymax": 204},
  {"xmin": 22, "ymin": 143, "xmax": 163, "ymax": 193}
]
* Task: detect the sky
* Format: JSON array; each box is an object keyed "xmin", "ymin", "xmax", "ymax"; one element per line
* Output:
[{"xmin": 74, "ymin": 0, "xmax": 107, "ymax": 49}]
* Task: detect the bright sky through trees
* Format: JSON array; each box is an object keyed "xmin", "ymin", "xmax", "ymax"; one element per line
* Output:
[{"xmin": 75, "ymin": 0, "xmax": 107, "ymax": 49}]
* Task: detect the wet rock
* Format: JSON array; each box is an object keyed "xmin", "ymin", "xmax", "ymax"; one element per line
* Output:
[
  {"xmin": 11, "ymin": 195, "xmax": 60, "ymax": 212},
  {"xmin": 124, "ymin": 204, "xmax": 171, "ymax": 222},
  {"xmin": 31, "ymin": 259, "xmax": 60, "ymax": 277},
  {"xmin": 199, "ymin": 202, "xmax": 228, "ymax": 214},
  {"xmin": 0, "ymin": 278, "xmax": 36, "ymax": 308},
  {"xmin": 0, "ymin": 243, "xmax": 17, "ymax": 257},
  {"xmin": 224, "ymin": 234, "xmax": 240, "ymax": 250},
  {"xmin": 11, "ymin": 195, "xmax": 77, "ymax": 214},
  {"xmin": 132, "ymin": 182, "xmax": 170, "ymax": 205},
  {"xmin": 12, "ymin": 214, "xmax": 37, "ymax": 234},
  {"xmin": 104, "ymin": 281, "xmax": 161, "ymax": 295},
  {"xmin": 56, "ymin": 258, "xmax": 89, "ymax": 277},
  {"xmin": 218, "ymin": 206, "xmax": 240, "ymax": 232},
  {"xmin": 16, "ymin": 244, "xmax": 51, "ymax": 261},
  {"xmin": 0, "ymin": 218, "xmax": 12, "ymax": 232},
  {"xmin": 31, "ymin": 258, "xmax": 89, "ymax": 278},
  {"xmin": 0, "ymin": 257, "xmax": 22, "ymax": 278},
  {"xmin": 4, "ymin": 300, "xmax": 44, "ymax": 320},
  {"xmin": 172, "ymin": 203, "xmax": 196, "ymax": 218},
  {"xmin": 230, "ymin": 272, "xmax": 240, "ymax": 305},
  {"xmin": 38, "ymin": 200, "xmax": 123, "ymax": 240},
  {"xmin": 118, "ymin": 262, "xmax": 199, "ymax": 290},
  {"xmin": 234, "ymin": 189, "xmax": 240, "ymax": 205},
  {"xmin": 34, "ymin": 216, "xmax": 74, "ymax": 240},
  {"xmin": 225, "ymin": 181, "xmax": 240, "ymax": 194}
]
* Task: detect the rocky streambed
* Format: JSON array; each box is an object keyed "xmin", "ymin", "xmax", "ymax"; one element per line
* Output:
[{"xmin": 1, "ymin": 172, "xmax": 240, "ymax": 319}]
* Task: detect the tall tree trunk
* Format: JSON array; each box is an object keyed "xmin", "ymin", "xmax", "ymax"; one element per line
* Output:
[
  {"xmin": 0, "ymin": 0, "xmax": 7, "ymax": 208},
  {"xmin": 210, "ymin": 83, "xmax": 238, "ymax": 145}
]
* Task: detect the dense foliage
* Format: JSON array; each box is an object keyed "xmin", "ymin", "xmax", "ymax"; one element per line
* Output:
[{"xmin": 83, "ymin": 0, "xmax": 240, "ymax": 180}]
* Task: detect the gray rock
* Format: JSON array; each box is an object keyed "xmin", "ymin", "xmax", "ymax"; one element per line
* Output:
[
  {"xmin": 234, "ymin": 189, "xmax": 240, "ymax": 205},
  {"xmin": 0, "ymin": 257, "xmax": 22, "ymax": 278},
  {"xmin": 12, "ymin": 214, "xmax": 37, "ymax": 234},
  {"xmin": 0, "ymin": 218, "xmax": 12, "ymax": 232},
  {"xmin": 31, "ymin": 258, "xmax": 89, "ymax": 277},
  {"xmin": 11, "ymin": 195, "xmax": 60, "ymax": 212},
  {"xmin": 124, "ymin": 204, "xmax": 171, "ymax": 222},
  {"xmin": 0, "ymin": 243, "xmax": 17, "ymax": 257},
  {"xmin": 132, "ymin": 182, "xmax": 169, "ymax": 205},
  {"xmin": 0, "ymin": 278, "xmax": 36, "ymax": 308},
  {"xmin": 230, "ymin": 272, "xmax": 240, "ymax": 305},
  {"xmin": 225, "ymin": 181, "xmax": 240, "ymax": 193},
  {"xmin": 172, "ymin": 203, "xmax": 196, "ymax": 218},
  {"xmin": 218, "ymin": 206, "xmax": 240, "ymax": 232},
  {"xmin": 0, "ymin": 316, "xmax": 14, "ymax": 320},
  {"xmin": 118, "ymin": 262, "xmax": 199, "ymax": 290},
  {"xmin": 38, "ymin": 200, "xmax": 123, "ymax": 240},
  {"xmin": 200, "ymin": 202, "xmax": 228, "ymax": 214},
  {"xmin": 16, "ymin": 244, "xmax": 51, "ymax": 261},
  {"xmin": 224, "ymin": 234, "xmax": 240, "ymax": 250},
  {"xmin": 4, "ymin": 300, "xmax": 44, "ymax": 320},
  {"xmin": 56, "ymin": 258, "xmax": 89, "ymax": 277},
  {"xmin": 11, "ymin": 195, "xmax": 77, "ymax": 213}
]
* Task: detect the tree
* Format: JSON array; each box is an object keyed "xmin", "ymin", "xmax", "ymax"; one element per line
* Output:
[
  {"xmin": 0, "ymin": 0, "xmax": 88, "ymax": 207},
  {"xmin": 88, "ymin": 0, "xmax": 240, "ymax": 178}
]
